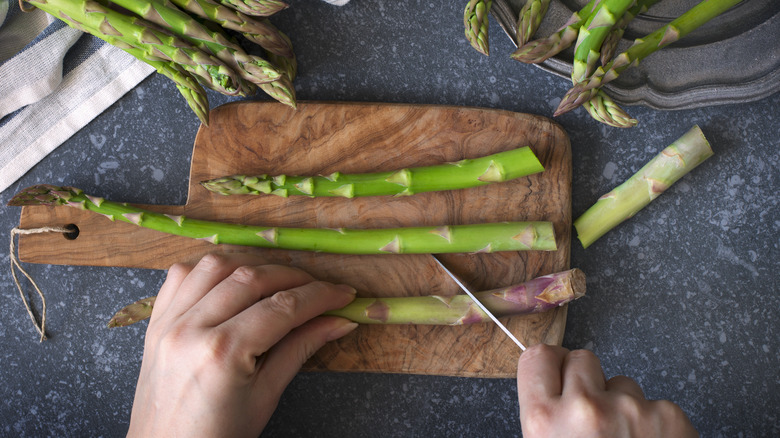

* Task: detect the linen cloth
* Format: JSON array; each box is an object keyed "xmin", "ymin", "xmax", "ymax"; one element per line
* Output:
[{"xmin": 0, "ymin": 0, "xmax": 155, "ymax": 193}]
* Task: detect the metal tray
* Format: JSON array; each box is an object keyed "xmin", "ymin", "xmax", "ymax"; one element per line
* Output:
[{"xmin": 492, "ymin": 0, "xmax": 780, "ymax": 110}]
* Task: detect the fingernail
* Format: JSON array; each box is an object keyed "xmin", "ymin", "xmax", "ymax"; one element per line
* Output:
[
  {"xmin": 337, "ymin": 284, "xmax": 357, "ymax": 295},
  {"xmin": 327, "ymin": 321, "xmax": 359, "ymax": 342}
]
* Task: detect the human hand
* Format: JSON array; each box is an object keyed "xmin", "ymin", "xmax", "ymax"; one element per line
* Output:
[
  {"xmin": 516, "ymin": 344, "xmax": 698, "ymax": 438},
  {"xmin": 127, "ymin": 253, "xmax": 358, "ymax": 438}
]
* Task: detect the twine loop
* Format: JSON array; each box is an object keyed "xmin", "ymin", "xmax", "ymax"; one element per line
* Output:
[{"xmin": 10, "ymin": 225, "xmax": 75, "ymax": 342}]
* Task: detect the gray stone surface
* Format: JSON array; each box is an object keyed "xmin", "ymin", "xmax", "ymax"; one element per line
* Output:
[{"xmin": 1, "ymin": 1, "xmax": 777, "ymax": 437}]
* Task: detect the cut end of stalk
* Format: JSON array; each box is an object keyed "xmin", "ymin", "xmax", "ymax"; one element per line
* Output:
[{"xmin": 534, "ymin": 268, "xmax": 586, "ymax": 303}]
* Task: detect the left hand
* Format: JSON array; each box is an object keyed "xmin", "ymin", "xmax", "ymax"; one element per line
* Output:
[{"xmin": 127, "ymin": 253, "xmax": 358, "ymax": 437}]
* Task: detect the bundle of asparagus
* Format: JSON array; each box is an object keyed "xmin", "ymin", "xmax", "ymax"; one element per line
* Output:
[
  {"xmin": 466, "ymin": 0, "xmax": 743, "ymax": 128},
  {"xmin": 24, "ymin": 0, "xmax": 297, "ymax": 125}
]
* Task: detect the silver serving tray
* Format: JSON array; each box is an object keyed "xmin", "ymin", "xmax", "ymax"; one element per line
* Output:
[{"xmin": 492, "ymin": 0, "xmax": 780, "ymax": 110}]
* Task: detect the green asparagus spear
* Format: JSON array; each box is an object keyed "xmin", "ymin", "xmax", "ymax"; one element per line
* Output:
[
  {"xmin": 464, "ymin": 0, "xmax": 492, "ymax": 56},
  {"xmin": 108, "ymin": 0, "xmax": 283, "ymax": 85},
  {"xmin": 510, "ymin": 0, "xmax": 599, "ymax": 64},
  {"xmin": 599, "ymin": 0, "xmax": 660, "ymax": 65},
  {"xmin": 257, "ymin": 75, "xmax": 297, "ymax": 108},
  {"xmin": 28, "ymin": 0, "xmax": 242, "ymax": 96},
  {"xmin": 570, "ymin": 0, "xmax": 634, "ymax": 83},
  {"xmin": 168, "ymin": 0, "xmax": 294, "ymax": 58},
  {"xmin": 201, "ymin": 146, "xmax": 544, "ymax": 198},
  {"xmin": 108, "ymin": 269, "xmax": 585, "ymax": 327},
  {"xmin": 574, "ymin": 125, "xmax": 713, "ymax": 248},
  {"xmin": 9, "ymin": 185, "xmax": 557, "ymax": 254},
  {"xmin": 555, "ymin": 0, "xmax": 743, "ymax": 116},
  {"xmin": 217, "ymin": 0, "xmax": 288, "ymax": 17},
  {"xmin": 583, "ymin": 91, "xmax": 637, "ymax": 129},
  {"xmin": 516, "ymin": 0, "xmax": 550, "ymax": 46}
]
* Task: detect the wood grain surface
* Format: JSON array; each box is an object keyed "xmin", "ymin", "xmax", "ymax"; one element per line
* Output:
[{"xmin": 17, "ymin": 101, "xmax": 572, "ymax": 377}]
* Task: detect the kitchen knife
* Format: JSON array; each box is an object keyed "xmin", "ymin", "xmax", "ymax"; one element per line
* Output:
[{"xmin": 431, "ymin": 255, "xmax": 527, "ymax": 351}]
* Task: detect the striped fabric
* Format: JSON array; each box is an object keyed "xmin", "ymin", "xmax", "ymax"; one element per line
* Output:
[{"xmin": 0, "ymin": 0, "xmax": 154, "ymax": 193}]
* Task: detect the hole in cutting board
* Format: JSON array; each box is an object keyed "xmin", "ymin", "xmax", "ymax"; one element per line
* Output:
[{"xmin": 62, "ymin": 224, "xmax": 79, "ymax": 240}]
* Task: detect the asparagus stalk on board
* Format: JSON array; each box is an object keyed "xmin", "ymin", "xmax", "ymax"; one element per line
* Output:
[
  {"xmin": 574, "ymin": 125, "xmax": 713, "ymax": 248},
  {"xmin": 516, "ymin": 0, "xmax": 551, "ymax": 46},
  {"xmin": 108, "ymin": 269, "xmax": 586, "ymax": 327},
  {"xmin": 464, "ymin": 0, "xmax": 492, "ymax": 56},
  {"xmin": 9, "ymin": 185, "xmax": 557, "ymax": 254},
  {"xmin": 510, "ymin": 0, "xmax": 600, "ymax": 64},
  {"xmin": 27, "ymin": 0, "xmax": 242, "ymax": 96},
  {"xmin": 555, "ymin": 0, "xmax": 743, "ymax": 116},
  {"xmin": 201, "ymin": 146, "xmax": 544, "ymax": 198}
]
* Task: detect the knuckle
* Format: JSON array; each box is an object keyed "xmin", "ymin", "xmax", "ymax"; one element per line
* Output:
[
  {"xmin": 520, "ymin": 343, "xmax": 564, "ymax": 363},
  {"xmin": 654, "ymin": 400, "xmax": 686, "ymax": 419},
  {"xmin": 167, "ymin": 262, "xmax": 191, "ymax": 278},
  {"xmin": 265, "ymin": 290, "xmax": 302, "ymax": 320},
  {"xmin": 568, "ymin": 394, "xmax": 608, "ymax": 431},
  {"xmin": 230, "ymin": 265, "xmax": 265, "ymax": 286},
  {"xmin": 196, "ymin": 253, "xmax": 230, "ymax": 272},
  {"xmin": 203, "ymin": 330, "xmax": 235, "ymax": 363},
  {"xmin": 520, "ymin": 404, "xmax": 554, "ymax": 435}
]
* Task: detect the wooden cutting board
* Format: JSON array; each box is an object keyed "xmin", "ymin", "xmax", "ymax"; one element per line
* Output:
[{"xmin": 17, "ymin": 101, "xmax": 572, "ymax": 378}]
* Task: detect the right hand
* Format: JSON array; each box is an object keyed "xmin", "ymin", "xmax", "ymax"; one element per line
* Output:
[{"xmin": 516, "ymin": 344, "xmax": 698, "ymax": 437}]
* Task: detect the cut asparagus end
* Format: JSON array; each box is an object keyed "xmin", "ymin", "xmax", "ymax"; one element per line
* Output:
[{"xmin": 573, "ymin": 125, "xmax": 713, "ymax": 248}]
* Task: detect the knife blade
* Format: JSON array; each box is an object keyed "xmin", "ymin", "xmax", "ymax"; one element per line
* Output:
[{"xmin": 431, "ymin": 255, "xmax": 527, "ymax": 351}]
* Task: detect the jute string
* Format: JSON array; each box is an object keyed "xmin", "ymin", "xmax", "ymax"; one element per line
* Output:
[{"xmin": 10, "ymin": 226, "xmax": 72, "ymax": 342}]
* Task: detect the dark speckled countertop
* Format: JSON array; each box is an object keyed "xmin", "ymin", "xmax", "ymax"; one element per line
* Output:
[{"xmin": 1, "ymin": 2, "xmax": 777, "ymax": 437}]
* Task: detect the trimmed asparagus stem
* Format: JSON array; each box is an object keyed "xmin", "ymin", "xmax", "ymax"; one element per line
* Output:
[
  {"xmin": 108, "ymin": 269, "xmax": 585, "ymax": 327},
  {"xmin": 555, "ymin": 0, "xmax": 743, "ymax": 116},
  {"xmin": 574, "ymin": 125, "xmax": 713, "ymax": 248},
  {"xmin": 9, "ymin": 185, "xmax": 557, "ymax": 254},
  {"xmin": 464, "ymin": 0, "xmax": 493, "ymax": 56},
  {"xmin": 201, "ymin": 146, "xmax": 544, "ymax": 197}
]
